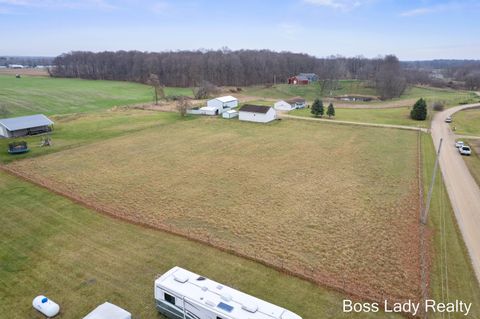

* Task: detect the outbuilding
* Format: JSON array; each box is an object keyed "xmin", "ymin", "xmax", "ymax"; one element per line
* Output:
[
  {"xmin": 0, "ymin": 114, "xmax": 54, "ymax": 138},
  {"xmin": 222, "ymin": 109, "xmax": 239, "ymax": 119},
  {"xmin": 274, "ymin": 97, "xmax": 306, "ymax": 111},
  {"xmin": 239, "ymin": 105, "xmax": 276, "ymax": 123},
  {"xmin": 206, "ymin": 96, "xmax": 238, "ymax": 115}
]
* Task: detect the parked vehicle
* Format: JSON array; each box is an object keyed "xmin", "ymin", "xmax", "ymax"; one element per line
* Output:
[
  {"xmin": 455, "ymin": 141, "xmax": 465, "ymax": 148},
  {"xmin": 459, "ymin": 146, "xmax": 472, "ymax": 156},
  {"xmin": 445, "ymin": 116, "xmax": 452, "ymax": 123},
  {"xmin": 154, "ymin": 267, "xmax": 302, "ymax": 319}
]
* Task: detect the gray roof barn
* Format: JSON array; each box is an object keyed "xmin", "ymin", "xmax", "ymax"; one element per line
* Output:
[{"xmin": 0, "ymin": 114, "xmax": 54, "ymax": 138}]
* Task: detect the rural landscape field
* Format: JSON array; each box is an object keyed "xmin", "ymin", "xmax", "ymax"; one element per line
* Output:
[{"xmin": 2, "ymin": 1, "xmax": 480, "ymax": 318}]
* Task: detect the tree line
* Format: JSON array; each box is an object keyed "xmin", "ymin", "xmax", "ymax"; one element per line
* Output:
[{"xmin": 51, "ymin": 50, "xmax": 409, "ymax": 98}]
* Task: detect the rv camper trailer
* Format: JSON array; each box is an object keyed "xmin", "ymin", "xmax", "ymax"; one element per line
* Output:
[{"xmin": 154, "ymin": 267, "xmax": 302, "ymax": 319}]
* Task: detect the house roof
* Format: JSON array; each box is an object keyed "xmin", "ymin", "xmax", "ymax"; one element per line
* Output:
[
  {"xmin": 213, "ymin": 95, "xmax": 237, "ymax": 103},
  {"xmin": 292, "ymin": 75, "xmax": 309, "ymax": 81},
  {"xmin": 239, "ymin": 105, "xmax": 271, "ymax": 114},
  {"xmin": 298, "ymin": 73, "xmax": 317, "ymax": 77},
  {"xmin": 0, "ymin": 114, "xmax": 54, "ymax": 131},
  {"xmin": 285, "ymin": 97, "xmax": 306, "ymax": 104}
]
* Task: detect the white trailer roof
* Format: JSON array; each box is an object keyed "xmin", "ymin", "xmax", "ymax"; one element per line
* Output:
[
  {"xmin": 155, "ymin": 267, "xmax": 301, "ymax": 319},
  {"xmin": 212, "ymin": 95, "xmax": 237, "ymax": 103},
  {"xmin": 0, "ymin": 114, "xmax": 53, "ymax": 131},
  {"xmin": 82, "ymin": 302, "xmax": 131, "ymax": 319}
]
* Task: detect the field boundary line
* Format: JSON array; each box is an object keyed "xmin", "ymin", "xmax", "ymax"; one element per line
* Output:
[
  {"xmin": 0, "ymin": 165, "xmax": 422, "ymax": 317},
  {"xmin": 280, "ymin": 114, "xmax": 429, "ymax": 132}
]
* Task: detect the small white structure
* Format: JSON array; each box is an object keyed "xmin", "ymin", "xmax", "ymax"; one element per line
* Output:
[
  {"xmin": 83, "ymin": 302, "xmax": 131, "ymax": 319},
  {"xmin": 154, "ymin": 267, "xmax": 302, "ymax": 319},
  {"xmin": 0, "ymin": 114, "xmax": 54, "ymax": 138},
  {"xmin": 222, "ymin": 109, "xmax": 239, "ymax": 119},
  {"xmin": 33, "ymin": 295, "xmax": 60, "ymax": 317},
  {"xmin": 274, "ymin": 98, "xmax": 306, "ymax": 111},
  {"xmin": 8, "ymin": 64, "xmax": 24, "ymax": 69},
  {"xmin": 205, "ymin": 96, "xmax": 238, "ymax": 115},
  {"xmin": 239, "ymin": 105, "xmax": 276, "ymax": 123}
]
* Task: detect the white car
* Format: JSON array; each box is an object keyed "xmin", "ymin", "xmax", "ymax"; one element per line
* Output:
[
  {"xmin": 459, "ymin": 146, "xmax": 472, "ymax": 156},
  {"xmin": 445, "ymin": 116, "xmax": 452, "ymax": 123},
  {"xmin": 455, "ymin": 141, "xmax": 464, "ymax": 148}
]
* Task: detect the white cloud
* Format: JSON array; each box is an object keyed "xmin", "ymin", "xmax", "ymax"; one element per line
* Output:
[
  {"xmin": 400, "ymin": 2, "xmax": 479, "ymax": 17},
  {"xmin": 303, "ymin": 0, "xmax": 369, "ymax": 10}
]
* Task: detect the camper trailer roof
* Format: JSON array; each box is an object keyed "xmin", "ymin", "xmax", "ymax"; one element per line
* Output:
[{"xmin": 155, "ymin": 267, "xmax": 302, "ymax": 319}]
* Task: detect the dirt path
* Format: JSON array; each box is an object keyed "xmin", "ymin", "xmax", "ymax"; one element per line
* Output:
[
  {"xmin": 281, "ymin": 114, "xmax": 428, "ymax": 132},
  {"xmin": 431, "ymin": 102, "xmax": 480, "ymax": 284}
]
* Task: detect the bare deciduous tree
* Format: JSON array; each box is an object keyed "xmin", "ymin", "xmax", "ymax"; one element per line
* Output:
[{"xmin": 176, "ymin": 97, "xmax": 190, "ymax": 117}]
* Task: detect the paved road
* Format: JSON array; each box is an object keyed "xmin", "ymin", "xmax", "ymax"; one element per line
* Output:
[
  {"xmin": 431, "ymin": 102, "xmax": 480, "ymax": 284},
  {"xmin": 281, "ymin": 114, "xmax": 429, "ymax": 132}
]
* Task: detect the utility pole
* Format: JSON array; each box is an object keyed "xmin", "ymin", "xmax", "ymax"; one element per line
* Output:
[{"xmin": 421, "ymin": 138, "xmax": 443, "ymax": 224}]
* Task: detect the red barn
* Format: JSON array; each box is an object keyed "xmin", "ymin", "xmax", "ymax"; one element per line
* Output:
[{"xmin": 288, "ymin": 75, "xmax": 309, "ymax": 85}]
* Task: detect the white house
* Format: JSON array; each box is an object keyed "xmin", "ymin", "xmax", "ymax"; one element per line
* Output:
[
  {"xmin": 239, "ymin": 105, "xmax": 276, "ymax": 123},
  {"xmin": 0, "ymin": 114, "xmax": 54, "ymax": 138},
  {"xmin": 205, "ymin": 96, "xmax": 238, "ymax": 115},
  {"xmin": 154, "ymin": 266, "xmax": 302, "ymax": 319},
  {"xmin": 274, "ymin": 98, "xmax": 306, "ymax": 111}
]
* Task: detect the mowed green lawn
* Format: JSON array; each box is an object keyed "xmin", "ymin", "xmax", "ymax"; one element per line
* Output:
[
  {"xmin": 0, "ymin": 170, "xmax": 403, "ymax": 319},
  {"xmin": 0, "ymin": 110, "xmax": 189, "ymax": 164},
  {"xmin": 450, "ymin": 107, "xmax": 480, "ymax": 136},
  {"xmin": 0, "ymin": 75, "xmax": 193, "ymax": 117},
  {"xmin": 290, "ymin": 106, "xmax": 431, "ymax": 128}
]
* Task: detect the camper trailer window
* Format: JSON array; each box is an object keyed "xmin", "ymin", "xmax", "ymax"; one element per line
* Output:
[
  {"xmin": 217, "ymin": 317, "xmax": 225, "ymax": 319},
  {"xmin": 164, "ymin": 293, "xmax": 175, "ymax": 305}
]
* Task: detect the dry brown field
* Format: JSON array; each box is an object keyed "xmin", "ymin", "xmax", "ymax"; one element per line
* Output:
[{"xmin": 7, "ymin": 117, "xmax": 422, "ymax": 302}]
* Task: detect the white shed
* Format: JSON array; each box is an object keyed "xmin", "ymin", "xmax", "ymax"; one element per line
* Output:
[
  {"xmin": 274, "ymin": 100, "xmax": 294, "ymax": 111},
  {"xmin": 222, "ymin": 109, "xmax": 239, "ymax": 119},
  {"xmin": 206, "ymin": 96, "xmax": 238, "ymax": 115},
  {"xmin": 239, "ymin": 105, "xmax": 276, "ymax": 123}
]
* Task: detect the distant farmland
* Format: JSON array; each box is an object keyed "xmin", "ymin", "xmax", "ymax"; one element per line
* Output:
[
  {"xmin": 0, "ymin": 75, "xmax": 192, "ymax": 117},
  {"xmin": 8, "ymin": 117, "xmax": 422, "ymax": 303}
]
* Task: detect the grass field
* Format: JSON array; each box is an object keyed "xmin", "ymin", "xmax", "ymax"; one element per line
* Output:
[
  {"xmin": 290, "ymin": 106, "xmax": 431, "ymax": 127},
  {"xmin": 7, "ymin": 116, "xmax": 423, "ymax": 302},
  {"xmin": 421, "ymin": 134, "xmax": 480, "ymax": 318},
  {"xmin": 0, "ymin": 170, "xmax": 406, "ymax": 319},
  {"xmin": 450, "ymin": 107, "xmax": 480, "ymax": 136},
  {"xmin": 0, "ymin": 75, "xmax": 193, "ymax": 117},
  {"xmin": 242, "ymin": 80, "xmax": 377, "ymax": 100},
  {"xmin": 0, "ymin": 109, "xmax": 188, "ymax": 164},
  {"xmin": 463, "ymin": 140, "xmax": 480, "ymax": 188},
  {"xmin": 241, "ymin": 81, "xmax": 479, "ymax": 107}
]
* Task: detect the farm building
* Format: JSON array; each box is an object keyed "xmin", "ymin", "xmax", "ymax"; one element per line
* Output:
[
  {"xmin": 239, "ymin": 105, "xmax": 276, "ymax": 123},
  {"xmin": 222, "ymin": 109, "xmax": 239, "ymax": 119},
  {"xmin": 298, "ymin": 73, "xmax": 318, "ymax": 82},
  {"xmin": 287, "ymin": 73, "xmax": 318, "ymax": 85},
  {"xmin": 274, "ymin": 97, "xmax": 306, "ymax": 111},
  {"xmin": 287, "ymin": 75, "xmax": 309, "ymax": 85},
  {"xmin": 204, "ymin": 96, "xmax": 238, "ymax": 115},
  {"xmin": 0, "ymin": 114, "xmax": 54, "ymax": 138}
]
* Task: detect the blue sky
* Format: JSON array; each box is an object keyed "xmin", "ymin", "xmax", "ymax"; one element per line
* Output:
[{"xmin": 0, "ymin": 0, "xmax": 479, "ymax": 60}]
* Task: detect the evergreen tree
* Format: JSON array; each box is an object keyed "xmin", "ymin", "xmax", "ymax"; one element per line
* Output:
[
  {"xmin": 410, "ymin": 98, "xmax": 427, "ymax": 120},
  {"xmin": 311, "ymin": 99, "xmax": 324, "ymax": 117},
  {"xmin": 327, "ymin": 102, "xmax": 335, "ymax": 118}
]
